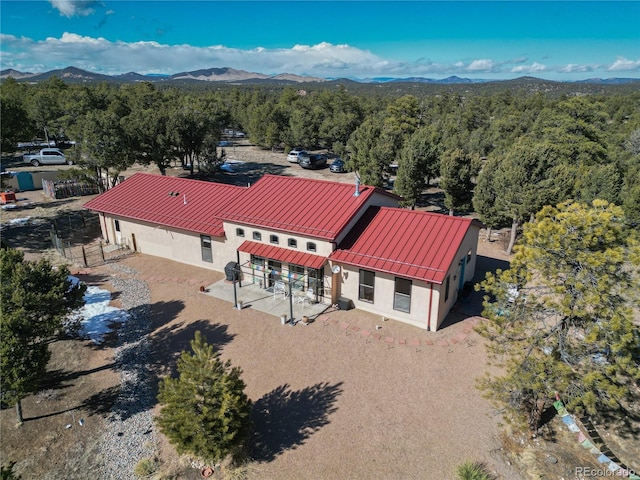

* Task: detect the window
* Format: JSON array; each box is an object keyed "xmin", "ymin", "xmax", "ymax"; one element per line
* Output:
[
  {"xmin": 445, "ymin": 275, "xmax": 450, "ymax": 302},
  {"xmin": 359, "ymin": 269, "xmax": 375, "ymax": 303},
  {"xmin": 236, "ymin": 228, "xmax": 245, "ymax": 237},
  {"xmin": 270, "ymin": 234, "xmax": 279, "ymax": 244},
  {"xmin": 288, "ymin": 238, "xmax": 297, "ymax": 248},
  {"xmin": 393, "ymin": 278, "xmax": 412, "ymax": 313},
  {"xmin": 201, "ymin": 235, "xmax": 212, "ymax": 263},
  {"xmin": 251, "ymin": 255, "xmax": 265, "ymax": 268},
  {"xmin": 307, "ymin": 242, "xmax": 317, "ymax": 252},
  {"xmin": 289, "ymin": 264, "xmax": 305, "ymax": 290},
  {"xmin": 114, "ymin": 219, "xmax": 121, "ymax": 232},
  {"xmin": 253, "ymin": 231, "xmax": 262, "ymax": 241}
]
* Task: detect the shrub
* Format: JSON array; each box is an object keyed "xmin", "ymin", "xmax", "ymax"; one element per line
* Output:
[{"xmin": 456, "ymin": 460, "xmax": 494, "ymax": 480}]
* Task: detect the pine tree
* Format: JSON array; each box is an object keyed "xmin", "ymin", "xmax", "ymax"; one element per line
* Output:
[
  {"xmin": 476, "ymin": 200, "xmax": 640, "ymax": 431},
  {"xmin": 0, "ymin": 247, "xmax": 86, "ymax": 422},
  {"xmin": 156, "ymin": 331, "xmax": 252, "ymax": 464}
]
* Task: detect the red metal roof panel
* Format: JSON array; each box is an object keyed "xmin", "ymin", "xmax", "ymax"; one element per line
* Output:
[
  {"xmin": 84, "ymin": 173, "xmax": 247, "ymax": 237},
  {"xmin": 329, "ymin": 207, "xmax": 477, "ymax": 284},
  {"xmin": 217, "ymin": 175, "xmax": 399, "ymax": 241},
  {"xmin": 238, "ymin": 241, "xmax": 327, "ymax": 270}
]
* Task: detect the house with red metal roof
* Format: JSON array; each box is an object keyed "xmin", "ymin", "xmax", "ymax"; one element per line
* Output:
[
  {"xmin": 216, "ymin": 175, "xmax": 401, "ymax": 305},
  {"xmin": 329, "ymin": 206, "xmax": 480, "ymax": 331},
  {"xmin": 84, "ymin": 173, "xmax": 480, "ymax": 331},
  {"xmin": 83, "ymin": 173, "xmax": 247, "ymax": 271}
]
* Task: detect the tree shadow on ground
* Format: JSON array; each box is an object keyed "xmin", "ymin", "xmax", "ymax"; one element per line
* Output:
[
  {"xmin": 415, "ymin": 189, "xmax": 447, "ymax": 213},
  {"xmin": 439, "ymin": 254, "xmax": 511, "ymax": 329},
  {"xmin": 42, "ymin": 363, "xmax": 117, "ymax": 388},
  {"xmin": 184, "ymin": 161, "xmax": 291, "ymax": 188},
  {"xmin": 1, "ymin": 210, "xmax": 103, "ymax": 255},
  {"xmin": 88, "ymin": 300, "xmax": 185, "ymax": 352},
  {"xmin": 148, "ymin": 320, "xmax": 236, "ymax": 378},
  {"xmin": 249, "ymin": 381, "xmax": 344, "ymax": 462}
]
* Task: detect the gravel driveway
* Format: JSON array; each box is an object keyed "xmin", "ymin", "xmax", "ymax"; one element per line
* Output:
[{"xmin": 95, "ymin": 250, "xmax": 520, "ymax": 480}]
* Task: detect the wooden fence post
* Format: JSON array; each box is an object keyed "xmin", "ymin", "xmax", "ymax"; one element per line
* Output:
[{"xmin": 100, "ymin": 242, "xmax": 105, "ymax": 262}]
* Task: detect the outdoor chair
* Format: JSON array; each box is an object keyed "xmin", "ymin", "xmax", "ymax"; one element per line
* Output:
[{"xmin": 273, "ymin": 280, "xmax": 287, "ymax": 299}]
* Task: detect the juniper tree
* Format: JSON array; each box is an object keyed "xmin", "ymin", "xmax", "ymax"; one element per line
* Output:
[
  {"xmin": 476, "ymin": 200, "xmax": 640, "ymax": 432},
  {"xmin": 439, "ymin": 148, "xmax": 481, "ymax": 215},
  {"xmin": 156, "ymin": 331, "xmax": 252, "ymax": 465}
]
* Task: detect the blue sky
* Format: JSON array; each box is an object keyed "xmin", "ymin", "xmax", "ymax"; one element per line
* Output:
[{"xmin": 1, "ymin": 1, "xmax": 639, "ymax": 80}]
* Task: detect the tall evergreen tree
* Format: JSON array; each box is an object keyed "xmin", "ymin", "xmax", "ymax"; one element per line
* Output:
[
  {"xmin": 0, "ymin": 248, "xmax": 86, "ymax": 423},
  {"xmin": 439, "ymin": 148, "xmax": 481, "ymax": 215},
  {"xmin": 473, "ymin": 156, "xmax": 510, "ymax": 240},
  {"xmin": 156, "ymin": 331, "xmax": 252, "ymax": 465},
  {"xmin": 477, "ymin": 200, "xmax": 640, "ymax": 431},
  {"xmin": 394, "ymin": 127, "xmax": 440, "ymax": 208}
]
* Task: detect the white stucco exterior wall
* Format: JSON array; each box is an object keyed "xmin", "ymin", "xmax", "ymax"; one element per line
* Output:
[{"xmin": 98, "ymin": 214, "xmax": 235, "ymax": 271}]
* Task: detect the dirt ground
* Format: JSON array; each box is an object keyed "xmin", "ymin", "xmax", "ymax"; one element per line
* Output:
[{"xmin": 1, "ymin": 144, "xmax": 638, "ymax": 479}]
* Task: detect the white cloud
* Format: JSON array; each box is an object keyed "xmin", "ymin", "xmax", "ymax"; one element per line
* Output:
[
  {"xmin": 0, "ymin": 33, "xmax": 637, "ymax": 80},
  {"xmin": 608, "ymin": 57, "xmax": 640, "ymax": 72},
  {"xmin": 49, "ymin": 0, "xmax": 101, "ymax": 18},
  {"xmin": 466, "ymin": 59, "xmax": 499, "ymax": 72},
  {"xmin": 557, "ymin": 63, "xmax": 597, "ymax": 73},
  {"xmin": 511, "ymin": 62, "xmax": 547, "ymax": 74}
]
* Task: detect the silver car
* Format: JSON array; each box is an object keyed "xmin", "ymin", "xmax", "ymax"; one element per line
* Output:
[{"xmin": 287, "ymin": 148, "xmax": 307, "ymax": 163}]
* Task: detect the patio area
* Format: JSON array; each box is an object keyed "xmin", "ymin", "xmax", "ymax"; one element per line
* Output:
[{"xmin": 204, "ymin": 279, "xmax": 330, "ymax": 324}]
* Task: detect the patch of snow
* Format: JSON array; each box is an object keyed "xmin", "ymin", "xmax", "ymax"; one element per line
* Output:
[
  {"xmin": 69, "ymin": 276, "xmax": 129, "ymax": 344},
  {"xmin": 8, "ymin": 216, "xmax": 30, "ymax": 224}
]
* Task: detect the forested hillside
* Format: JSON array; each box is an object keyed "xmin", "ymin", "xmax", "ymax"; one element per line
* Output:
[{"xmin": 2, "ymin": 76, "xmax": 639, "ymax": 236}]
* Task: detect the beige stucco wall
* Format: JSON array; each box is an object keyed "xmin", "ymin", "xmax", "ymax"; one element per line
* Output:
[
  {"xmin": 99, "ymin": 214, "xmax": 234, "ymax": 271},
  {"xmin": 336, "ymin": 264, "xmax": 440, "ymax": 330},
  {"xmin": 334, "ymin": 224, "xmax": 481, "ymax": 331},
  {"xmin": 222, "ymin": 221, "xmax": 333, "ymax": 302},
  {"xmin": 222, "ymin": 221, "xmax": 336, "ymax": 257}
]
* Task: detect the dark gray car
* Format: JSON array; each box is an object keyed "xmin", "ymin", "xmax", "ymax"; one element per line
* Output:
[{"xmin": 299, "ymin": 153, "xmax": 327, "ymax": 169}]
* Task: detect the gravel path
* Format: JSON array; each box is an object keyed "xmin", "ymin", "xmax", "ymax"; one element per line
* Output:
[{"xmin": 96, "ymin": 263, "xmax": 158, "ymax": 480}]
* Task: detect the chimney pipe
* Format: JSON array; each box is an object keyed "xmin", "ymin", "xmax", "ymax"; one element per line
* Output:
[
  {"xmin": 183, "ymin": 194, "xmax": 187, "ymax": 205},
  {"xmin": 353, "ymin": 177, "xmax": 360, "ymax": 197}
]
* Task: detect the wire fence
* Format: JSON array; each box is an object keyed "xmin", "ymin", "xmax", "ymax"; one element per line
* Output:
[{"xmin": 49, "ymin": 211, "xmax": 132, "ymax": 267}]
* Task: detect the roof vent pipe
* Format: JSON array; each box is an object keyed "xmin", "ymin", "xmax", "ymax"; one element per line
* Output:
[
  {"xmin": 183, "ymin": 194, "xmax": 187, "ymax": 205},
  {"xmin": 353, "ymin": 174, "xmax": 361, "ymax": 197}
]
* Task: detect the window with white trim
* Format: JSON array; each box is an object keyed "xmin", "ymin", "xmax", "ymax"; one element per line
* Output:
[{"xmin": 393, "ymin": 277, "xmax": 411, "ymax": 313}]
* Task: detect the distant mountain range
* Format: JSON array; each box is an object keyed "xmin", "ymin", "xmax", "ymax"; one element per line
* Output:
[{"xmin": 1, "ymin": 66, "xmax": 638, "ymax": 86}]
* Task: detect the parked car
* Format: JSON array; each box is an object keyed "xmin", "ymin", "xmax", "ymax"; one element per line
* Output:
[
  {"xmin": 23, "ymin": 148, "xmax": 71, "ymax": 167},
  {"xmin": 299, "ymin": 153, "xmax": 327, "ymax": 169},
  {"xmin": 287, "ymin": 148, "xmax": 307, "ymax": 163},
  {"xmin": 330, "ymin": 158, "xmax": 346, "ymax": 173},
  {"xmin": 223, "ymin": 129, "xmax": 245, "ymax": 138}
]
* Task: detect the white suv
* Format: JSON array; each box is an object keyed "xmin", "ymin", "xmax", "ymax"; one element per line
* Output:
[{"xmin": 287, "ymin": 148, "xmax": 307, "ymax": 163}]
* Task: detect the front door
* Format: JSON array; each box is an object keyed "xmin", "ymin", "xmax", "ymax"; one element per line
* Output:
[
  {"xmin": 268, "ymin": 260, "xmax": 282, "ymax": 288},
  {"xmin": 114, "ymin": 219, "xmax": 123, "ymax": 245},
  {"xmin": 458, "ymin": 257, "xmax": 466, "ymax": 291}
]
